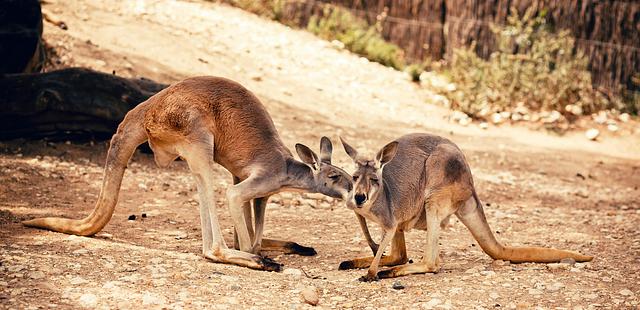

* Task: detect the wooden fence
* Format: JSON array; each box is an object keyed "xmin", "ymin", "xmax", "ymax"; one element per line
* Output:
[{"xmin": 279, "ymin": 0, "xmax": 639, "ymax": 91}]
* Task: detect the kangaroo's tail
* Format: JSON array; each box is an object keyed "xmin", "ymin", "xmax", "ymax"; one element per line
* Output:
[
  {"xmin": 22, "ymin": 103, "xmax": 149, "ymax": 236},
  {"xmin": 455, "ymin": 191, "xmax": 593, "ymax": 263}
]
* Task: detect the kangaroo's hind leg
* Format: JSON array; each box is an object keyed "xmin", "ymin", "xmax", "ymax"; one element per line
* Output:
[
  {"xmin": 179, "ymin": 132, "xmax": 280, "ymax": 271},
  {"xmin": 377, "ymin": 193, "xmax": 457, "ymax": 279}
]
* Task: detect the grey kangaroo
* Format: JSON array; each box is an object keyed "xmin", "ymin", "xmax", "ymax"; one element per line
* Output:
[{"xmin": 338, "ymin": 133, "xmax": 593, "ymax": 281}]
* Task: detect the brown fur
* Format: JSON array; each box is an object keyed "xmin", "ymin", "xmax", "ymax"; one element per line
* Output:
[
  {"xmin": 340, "ymin": 133, "xmax": 593, "ymax": 281},
  {"xmin": 22, "ymin": 76, "xmax": 353, "ymax": 271}
]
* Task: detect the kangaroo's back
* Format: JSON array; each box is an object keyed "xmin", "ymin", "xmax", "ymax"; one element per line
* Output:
[
  {"xmin": 382, "ymin": 133, "xmax": 472, "ymax": 214},
  {"xmin": 143, "ymin": 76, "xmax": 291, "ymax": 175}
]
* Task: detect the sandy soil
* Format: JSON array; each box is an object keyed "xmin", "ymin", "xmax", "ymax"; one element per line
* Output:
[{"xmin": 1, "ymin": 0, "xmax": 639, "ymax": 309}]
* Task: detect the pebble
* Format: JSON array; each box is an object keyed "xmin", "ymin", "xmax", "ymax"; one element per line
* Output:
[
  {"xmin": 479, "ymin": 122, "xmax": 489, "ymax": 130},
  {"xmin": 73, "ymin": 249, "xmax": 89, "ymax": 255},
  {"xmin": 620, "ymin": 289, "xmax": 634, "ymax": 296},
  {"xmin": 619, "ymin": 113, "xmax": 630, "ymax": 123},
  {"xmin": 491, "ymin": 113, "xmax": 503, "ymax": 124},
  {"xmin": 528, "ymin": 288, "xmax": 543, "ymax": 295},
  {"xmin": 70, "ymin": 277, "xmax": 89, "ymax": 285},
  {"xmin": 283, "ymin": 268, "xmax": 302, "ymax": 277},
  {"xmin": 585, "ymin": 128, "xmax": 600, "ymax": 140},
  {"xmin": 7, "ymin": 265, "xmax": 25, "ymax": 272},
  {"xmin": 78, "ymin": 293, "xmax": 98, "ymax": 308},
  {"xmin": 96, "ymin": 232, "xmax": 113, "ymax": 239},
  {"xmin": 392, "ymin": 281, "xmax": 405, "ymax": 290},
  {"xmin": 480, "ymin": 270, "xmax": 496, "ymax": 276},
  {"xmin": 423, "ymin": 298, "xmax": 441, "ymax": 309},
  {"xmin": 607, "ymin": 124, "xmax": 619, "ymax": 132},
  {"xmin": 142, "ymin": 292, "xmax": 166, "ymax": 305},
  {"xmin": 301, "ymin": 286, "xmax": 319, "ymax": 306},
  {"xmin": 547, "ymin": 282, "xmax": 564, "ymax": 292},
  {"xmin": 28, "ymin": 271, "xmax": 45, "ymax": 280}
]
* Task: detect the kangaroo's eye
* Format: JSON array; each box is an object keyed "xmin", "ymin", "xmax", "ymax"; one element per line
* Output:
[
  {"xmin": 329, "ymin": 175, "xmax": 340, "ymax": 180},
  {"xmin": 370, "ymin": 177, "xmax": 379, "ymax": 182},
  {"xmin": 352, "ymin": 175, "xmax": 359, "ymax": 181}
]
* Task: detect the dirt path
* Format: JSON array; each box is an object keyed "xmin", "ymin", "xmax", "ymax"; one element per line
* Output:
[{"xmin": 1, "ymin": 0, "xmax": 639, "ymax": 309}]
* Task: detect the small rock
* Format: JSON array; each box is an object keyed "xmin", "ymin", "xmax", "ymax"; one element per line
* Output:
[
  {"xmin": 283, "ymin": 268, "xmax": 302, "ymax": 277},
  {"xmin": 301, "ymin": 286, "xmax": 319, "ymax": 306},
  {"xmin": 547, "ymin": 282, "xmax": 564, "ymax": 292},
  {"xmin": 96, "ymin": 233, "xmax": 113, "ymax": 239},
  {"xmin": 330, "ymin": 296, "xmax": 346, "ymax": 302},
  {"xmin": 560, "ymin": 258, "xmax": 576, "ymax": 265},
  {"xmin": 142, "ymin": 292, "xmax": 166, "ymax": 305},
  {"xmin": 73, "ymin": 249, "xmax": 89, "ymax": 255},
  {"xmin": 594, "ymin": 111, "xmax": 608, "ymax": 124},
  {"xmin": 250, "ymin": 73, "xmax": 263, "ymax": 82},
  {"xmin": 7, "ymin": 265, "xmax": 25, "ymax": 273},
  {"xmin": 423, "ymin": 298, "xmax": 442, "ymax": 309},
  {"xmin": 29, "ymin": 271, "xmax": 45, "ymax": 280},
  {"xmin": 70, "ymin": 276, "xmax": 89, "ymax": 285},
  {"xmin": 619, "ymin": 113, "xmax": 630, "ymax": 123},
  {"xmin": 458, "ymin": 117, "xmax": 471, "ymax": 126},
  {"xmin": 492, "ymin": 260, "xmax": 510, "ymax": 268},
  {"xmin": 607, "ymin": 124, "xmax": 619, "ymax": 132},
  {"xmin": 585, "ymin": 129, "xmax": 600, "ymax": 141},
  {"xmin": 392, "ymin": 281, "xmax": 405, "ymax": 290},
  {"xmin": 511, "ymin": 113, "xmax": 523, "ymax": 121},
  {"xmin": 479, "ymin": 122, "xmax": 489, "ymax": 130},
  {"xmin": 491, "ymin": 113, "xmax": 503, "ymax": 124},
  {"xmin": 620, "ymin": 289, "xmax": 634, "ymax": 296},
  {"xmin": 78, "ymin": 293, "xmax": 98, "ymax": 308},
  {"xmin": 528, "ymin": 288, "xmax": 543, "ymax": 295},
  {"xmin": 480, "ymin": 270, "xmax": 496, "ymax": 276}
]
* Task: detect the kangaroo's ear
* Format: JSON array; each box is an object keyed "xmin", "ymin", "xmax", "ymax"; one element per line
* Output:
[
  {"xmin": 295, "ymin": 143, "xmax": 320, "ymax": 170},
  {"xmin": 340, "ymin": 137, "xmax": 358, "ymax": 161},
  {"xmin": 319, "ymin": 136, "xmax": 333, "ymax": 164},
  {"xmin": 375, "ymin": 141, "xmax": 398, "ymax": 169}
]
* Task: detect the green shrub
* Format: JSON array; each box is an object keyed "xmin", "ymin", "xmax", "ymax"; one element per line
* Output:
[
  {"xmin": 307, "ymin": 5, "xmax": 405, "ymax": 70},
  {"xmin": 222, "ymin": 0, "xmax": 287, "ymax": 23},
  {"xmin": 441, "ymin": 7, "xmax": 622, "ymax": 120}
]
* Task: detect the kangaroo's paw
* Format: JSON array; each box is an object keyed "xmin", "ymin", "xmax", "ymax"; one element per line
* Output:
[
  {"xmin": 286, "ymin": 242, "xmax": 317, "ymax": 256},
  {"xmin": 339, "ymin": 260, "xmax": 357, "ymax": 270},
  {"xmin": 358, "ymin": 273, "xmax": 380, "ymax": 282},
  {"xmin": 203, "ymin": 248, "xmax": 283, "ymax": 272},
  {"xmin": 260, "ymin": 238, "xmax": 317, "ymax": 256},
  {"xmin": 258, "ymin": 256, "xmax": 283, "ymax": 272}
]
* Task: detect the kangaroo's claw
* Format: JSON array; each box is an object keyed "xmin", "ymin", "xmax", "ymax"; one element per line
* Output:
[{"xmin": 259, "ymin": 257, "xmax": 283, "ymax": 272}]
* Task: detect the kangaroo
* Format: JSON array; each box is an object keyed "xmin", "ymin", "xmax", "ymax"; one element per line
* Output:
[
  {"xmin": 338, "ymin": 133, "xmax": 593, "ymax": 281},
  {"xmin": 22, "ymin": 76, "xmax": 353, "ymax": 271}
]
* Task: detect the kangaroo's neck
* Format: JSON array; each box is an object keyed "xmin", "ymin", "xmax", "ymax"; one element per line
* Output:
[
  {"xmin": 367, "ymin": 177, "xmax": 396, "ymax": 229},
  {"xmin": 282, "ymin": 158, "xmax": 317, "ymax": 192}
]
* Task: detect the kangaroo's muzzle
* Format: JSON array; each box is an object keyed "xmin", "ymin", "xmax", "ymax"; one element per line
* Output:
[{"xmin": 354, "ymin": 193, "xmax": 367, "ymax": 206}]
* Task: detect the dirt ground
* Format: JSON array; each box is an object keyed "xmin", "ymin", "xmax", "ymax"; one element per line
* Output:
[{"xmin": 1, "ymin": 0, "xmax": 640, "ymax": 309}]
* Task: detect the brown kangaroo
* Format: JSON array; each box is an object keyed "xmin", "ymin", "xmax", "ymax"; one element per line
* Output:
[
  {"xmin": 338, "ymin": 133, "xmax": 593, "ymax": 281},
  {"xmin": 22, "ymin": 76, "xmax": 353, "ymax": 271}
]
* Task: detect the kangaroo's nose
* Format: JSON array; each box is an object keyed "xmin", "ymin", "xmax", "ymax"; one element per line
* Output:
[{"xmin": 354, "ymin": 193, "xmax": 367, "ymax": 205}]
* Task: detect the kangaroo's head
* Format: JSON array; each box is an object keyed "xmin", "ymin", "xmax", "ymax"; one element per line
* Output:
[
  {"xmin": 295, "ymin": 137, "xmax": 353, "ymax": 200},
  {"xmin": 340, "ymin": 137, "xmax": 398, "ymax": 210}
]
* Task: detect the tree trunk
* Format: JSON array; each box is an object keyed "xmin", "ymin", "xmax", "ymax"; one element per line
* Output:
[
  {"xmin": 0, "ymin": 0, "xmax": 45, "ymax": 74},
  {"xmin": 0, "ymin": 68, "xmax": 166, "ymax": 140}
]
